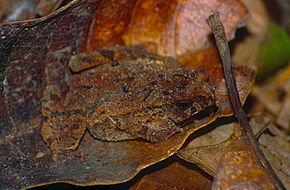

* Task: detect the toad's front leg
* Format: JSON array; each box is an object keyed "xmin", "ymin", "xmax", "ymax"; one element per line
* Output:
[{"xmin": 41, "ymin": 86, "xmax": 87, "ymax": 160}]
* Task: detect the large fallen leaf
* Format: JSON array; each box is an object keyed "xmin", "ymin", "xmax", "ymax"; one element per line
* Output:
[
  {"xmin": 0, "ymin": 0, "xmax": 254, "ymax": 189},
  {"xmin": 121, "ymin": 0, "xmax": 248, "ymax": 57}
]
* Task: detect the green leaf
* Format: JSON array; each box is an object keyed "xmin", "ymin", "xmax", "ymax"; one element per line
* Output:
[{"xmin": 257, "ymin": 24, "xmax": 290, "ymax": 82}]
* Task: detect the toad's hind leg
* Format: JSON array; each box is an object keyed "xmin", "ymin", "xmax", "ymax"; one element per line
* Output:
[
  {"xmin": 116, "ymin": 115, "xmax": 180, "ymax": 142},
  {"xmin": 41, "ymin": 86, "xmax": 87, "ymax": 160},
  {"xmin": 87, "ymin": 117, "xmax": 135, "ymax": 141}
]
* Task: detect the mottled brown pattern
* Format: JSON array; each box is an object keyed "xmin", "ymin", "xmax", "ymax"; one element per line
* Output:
[{"xmin": 41, "ymin": 47, "xmax": 217, "ymax": 158}]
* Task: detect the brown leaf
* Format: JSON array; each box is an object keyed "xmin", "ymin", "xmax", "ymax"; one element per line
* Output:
[
  {"xmin": 130, "ymin": 160, "xmax": 212, "ymax": 190},
  {"xmin": 0, "ymin": 1, "xmax": 214, "ymax": 188},
  {"xmin": 178, "ymin": 115, "xmax": 288, "ymax": 189},
  {"xmin": 36, "ymin": 0, "xmax": 66, "ymax": 16},
  {"xmin": 251, "ymin": 63, "xmax": 290, "ymax": 130},
  {"xmin": 212, "ymin": 131, "xmax": 277, "ymax": 189},
  {"xmin": 178, "ymin": 123, "xmax": 237, "ymax": 176},
  {"xmin": 232, "ymin": 35, "xmax": 265, "ymax": 70},
  {"xmin": 258, "ymin": 120, "xmax": 290, "ymax": 188},
  {"xmin": 79, "ymin": 0, "xmax": 248, "ymax": 56},
  {"xmin": 122, "ymin": 0, "xmax": 248, "ymax": 57},
  {"xmin": 241, "ymin": 0, "xmax": 269, "ymax": 35},
  {"xmin": 84, "ymin": 0, "xmax": 137, "ymax": 50},
  {"xmin": 177, "ymin": 115, "xmax": 269, "ymax": 176}
]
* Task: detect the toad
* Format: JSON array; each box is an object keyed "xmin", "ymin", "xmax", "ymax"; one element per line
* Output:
[{"xmin": 41, "ymin": 46, "xmax": 217, "ymax": 158}]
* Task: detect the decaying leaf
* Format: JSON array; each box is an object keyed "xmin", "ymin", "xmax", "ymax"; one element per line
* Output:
[{"xmin": 0, "ymin": 0, "xmax": 254, "ymax": 189}]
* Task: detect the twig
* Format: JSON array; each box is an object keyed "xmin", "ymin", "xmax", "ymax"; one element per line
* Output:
[{"xmin": 206, "ymin": 12, "xmax": 285, "ymax": 189}]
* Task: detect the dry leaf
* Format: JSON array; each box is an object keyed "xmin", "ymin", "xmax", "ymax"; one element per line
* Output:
[
  {"xmin": 178, "ymin": 122, "xmax": 237, "ymax": 176},
  {"xmin": 232, "ymin": 35, "xmax": 265, "ymax": 70},
  {"xmin": 178, "ymin": 114, "xmax": 288, "ymax": 189},
  {"xmin": 121, "ymin": 0, "xmax": 248, "ymax": 57},
  {"xmin": 259, "ymin": 122, "xmax": 290, "ymax": 188},
  {"xmin": 212, "ymin": 131, "xmax": 277, "ymax": 189},
  {"xmin": 252, "ymin": 63, "xmax": 290, "ymax": 130},
  {"xmin": 177, "ymin": 117, "xmax": 266, "ymax": 176},
  {"xmin": 36, "ymin": 0, "xmax": 66, "ymax": 16},
  {"xmin": 241, "ymin": 0, "xmax": 269, "ymax": 35},
  {"xmin": 130, "ymin": 160, "xmax": 212, "ymax": 190}
]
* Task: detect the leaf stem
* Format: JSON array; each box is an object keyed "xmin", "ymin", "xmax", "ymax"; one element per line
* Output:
[{"xmin": 206, "ymin": 12, "xmax": 285, "ymax": 190}]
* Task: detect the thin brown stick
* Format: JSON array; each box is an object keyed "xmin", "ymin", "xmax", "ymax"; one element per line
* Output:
[{"xmin": 206, "ymin": 12, "xmax": 285, "ymax": 189}]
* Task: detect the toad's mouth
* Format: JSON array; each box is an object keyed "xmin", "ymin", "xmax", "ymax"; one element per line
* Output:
[
  {"xmin": 175, "ymin": 104, "xmax": 218, "ymax": 128},
  {"xmin": 110, "ymin": 96, "xmax": 218, "ymax": 127},
  {"xmin": 94, "ymin": 97, "xmax": 218, "ymax": 142},
  {"xmin": 100, "ymin": 96, "xmax": 217, "ymax": 132},
  {"xmin": 167, "ymin": 96, "xmax": 218, "ymax": 126}
]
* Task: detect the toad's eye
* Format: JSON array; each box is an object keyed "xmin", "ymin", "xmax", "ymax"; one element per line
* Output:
[{"xmin": 176, "ymin": 101, "xmax": 192, "ymax": 108}]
